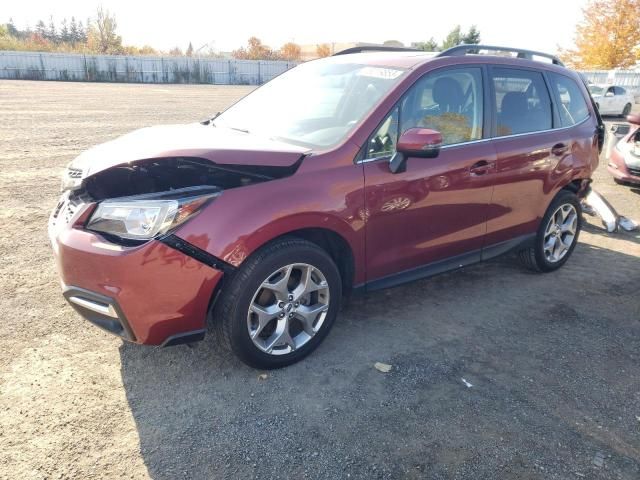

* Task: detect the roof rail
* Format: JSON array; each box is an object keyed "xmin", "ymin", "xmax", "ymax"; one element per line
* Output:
[
  {"xmin": 437, "ymin": 44, "xmax": 564, "ymax": 66},
  {"xmin": 333, "ymin": 45, "xmax": 421, "ymax": 56}
]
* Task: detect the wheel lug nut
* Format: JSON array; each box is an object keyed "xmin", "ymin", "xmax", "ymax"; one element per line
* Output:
[
  {"xmin": 288, "ymin": 313, "xmax": 294, "ymax": 318},
  {"xmin": 279, "ymin": 312, "xmax": 285, "ymax": 318},
  {"xmin": 278, "ymin": 301, "xmax": 284, "ymax": 308},
  {"xmin": 288, "ymin": 294, "xmax": 293, "ymax": 301},
  {"xmin": 295, "ymin": 302, "xmax": 299, "ymax": 307}
]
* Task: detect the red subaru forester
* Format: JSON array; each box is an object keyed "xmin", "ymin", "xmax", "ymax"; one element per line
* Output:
[{"xmin": 50, "ymin": 45, "xmax": 603, "ymax": 368}]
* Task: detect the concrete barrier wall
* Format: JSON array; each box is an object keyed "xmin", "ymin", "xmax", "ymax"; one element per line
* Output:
[{"xmin": 0, "ymin": 51, "xmax": 297, "ymax": 85}]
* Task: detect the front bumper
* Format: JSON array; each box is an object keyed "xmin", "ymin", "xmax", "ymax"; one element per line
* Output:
[{"xmin": 49, "ymin": 200, "xmax": 224, "ymax": 345}]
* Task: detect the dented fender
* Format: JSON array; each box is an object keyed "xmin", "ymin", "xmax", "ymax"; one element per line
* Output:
[{"xmin": 171, "ymin": 161, "xmax": 367, "ymax": 285}]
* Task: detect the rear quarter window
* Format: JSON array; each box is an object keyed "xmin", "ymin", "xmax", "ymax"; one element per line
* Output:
[{"xmin": 549, "ymin": 73, "xmax": 590, "ymax": 127}]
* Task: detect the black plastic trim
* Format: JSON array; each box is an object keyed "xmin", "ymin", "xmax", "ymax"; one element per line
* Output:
[
  {"xmin": 357, "ymin": 234, "xmax": 535, "ymax": 293},
  {"xmin": 160, "ymin": 329, "xmax": 206, "ymax": 347},
  {"xmin": 160, "ymin": 234, "xmax": 236, "ymax": 275},
  {"xmin": 63, "ymin": 286, "xmax": 136, "ymax": 341},
  {"xmin": 365, "ymin": 250, "xmax": 481, "ymax": 292},
  {"xmin": 333, "ymin": 46, "xmax": 421, "ymax": 56},
  {"xmin": 438, "ymin": 44, "xmax": 564, "ymax": 66}
]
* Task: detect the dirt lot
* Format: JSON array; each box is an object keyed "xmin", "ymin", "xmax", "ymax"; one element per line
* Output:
[{"xmin": 0, "ymin": 80, "xmax": 639, "ymax": 480}]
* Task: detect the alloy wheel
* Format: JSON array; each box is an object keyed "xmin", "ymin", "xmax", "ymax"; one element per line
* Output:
[
  {"xmin": 247, "ymin": 263, "xmax": 330, "ymax": 355},
  {"xmin": 543, "ymin": 204, "xmax": 578, "ymax": 263}
]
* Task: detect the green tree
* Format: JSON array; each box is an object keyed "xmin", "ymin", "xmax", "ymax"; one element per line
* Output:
[
  {"xmin": 414, "ymin": 38, "xmax": 439, "ymax": 51},
  {"xmin": 60, "ymin": 18, "xmax": 70, "ymax": 43},
  {"xmin": 78, "ymin": 20, "xmax": 87, "ymax": 43},
  {"xmin": 7, "ymin": 18, "xmax": 19, "ymax": 38},
  {"xmin": 69, "ymin": 17, "xmax": 79, "ymax": 43},
  {"xmin": 462, "ymin": 25, "xmax": 481, "ymax": 44},
  {"xmin": 441, "ymin": 25, "xmax": 462, "ymax": 50},
  {"xmin": 45, "ymin": 16, "xmax": 57, "ymax": 43},
  {"xmin": 35, "ymin": 20, "xmax": 46, "ymax": 38}
]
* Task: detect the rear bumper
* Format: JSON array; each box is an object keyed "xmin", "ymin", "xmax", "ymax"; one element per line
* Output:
[{"xmin": 50, "ymin": 204, "xmax": 224, "ymax": 345}]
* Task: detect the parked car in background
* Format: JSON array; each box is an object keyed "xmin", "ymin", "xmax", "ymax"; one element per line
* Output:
[
  {"xmin": 589, "ymin": 84, "xmax": 634, "ymax": 116},
  {"xmin": 608, "ymin": 114, "xmax": 640, "ymax": 185},
  {"xmin": 49, "ymin": 45, "xmax": 602, "ymax": 368}
]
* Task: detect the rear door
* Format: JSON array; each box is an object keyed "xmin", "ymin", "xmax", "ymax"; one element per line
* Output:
[{"xmin": 484, "ymin": 67, "xmax": 561, "ymax": 248}]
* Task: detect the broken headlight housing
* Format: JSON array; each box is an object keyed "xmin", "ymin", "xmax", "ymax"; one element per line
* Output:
[{"xmin": 87, "ymin": 186, "xmax": 220, "ymax": 241}]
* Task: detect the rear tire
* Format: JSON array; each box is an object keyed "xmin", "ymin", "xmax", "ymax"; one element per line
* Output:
[
  {"xmin": 518, "ymin": 190, "xmax": 582, "ymax": 272},
  {"xmin": 622, "ymin": 103, "xmax": 632, "ymax": 117},
  {"xmin": 213, "ymin": 237, "xmax": 342, "ymax": 369}
]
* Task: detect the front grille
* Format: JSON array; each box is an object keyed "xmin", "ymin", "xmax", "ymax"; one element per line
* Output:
[{"xmin": 67, "ymin": 167, "xmax": 83, "ymax": 178}]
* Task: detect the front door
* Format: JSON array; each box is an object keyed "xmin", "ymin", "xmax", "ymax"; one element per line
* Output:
[{"xmin": 363, "ymin": 66, "xmax": 495, "ymax": 286}]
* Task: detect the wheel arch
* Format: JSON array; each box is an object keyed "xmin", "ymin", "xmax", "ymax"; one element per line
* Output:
[{"xmin": 267, "ymin": 227, "xmax": 356, "ymax": 296}]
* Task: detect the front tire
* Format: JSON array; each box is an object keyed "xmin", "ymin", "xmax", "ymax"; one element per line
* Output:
[
  {"xmin": 518, "ymin": 190, "xmax": 582, "ymax": 272},
  {"xmin": 213, "ymin": 237, "xmax": 342, "ymax": 369}
]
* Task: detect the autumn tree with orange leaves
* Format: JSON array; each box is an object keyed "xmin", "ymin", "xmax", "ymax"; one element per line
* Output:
[
  {"xmin": 561, "ymin": 0, "xmax": 640, "ymax": 68},
  {"xmin": 280, "ymin": 42, "xmax": 301, "ymax": 61},
  {"xmin": 316, "ymin": 44, "xmax": 331, "ymax": 58},
  {"xmin": 233, "ymin": 37, "xmax": 280, "ymax": 60}
]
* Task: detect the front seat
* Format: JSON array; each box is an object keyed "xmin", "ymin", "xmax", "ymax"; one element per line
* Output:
[
  {"xmin": 419, "ymin": 77, "xmax": 470, "ymax": 143},
  {"xmin": 432, "ymin": 77, "xmax": 465, "ymax": 114}
]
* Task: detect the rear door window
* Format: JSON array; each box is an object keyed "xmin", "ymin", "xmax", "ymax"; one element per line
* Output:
[
  {"xmin": 491, "ymin": 68, "xmax": 552, "ymax": 137},
  {"xmin": 548, "ymin": 73, "xmax": 590, "ymax": 127}
]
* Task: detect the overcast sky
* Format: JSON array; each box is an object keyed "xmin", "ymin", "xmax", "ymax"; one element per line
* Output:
[{"xmin": 7, "ymin": 0, "xmax": 587, "ymax": 53}]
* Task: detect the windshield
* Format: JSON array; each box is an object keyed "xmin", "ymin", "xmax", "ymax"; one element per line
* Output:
[
  {"xmin": 214, "ymin": 60, "xmax": 406, "ymax": 149},
  {"xmin": 588, "ymin": 85, "xmax": 604, "ymax": 95}
]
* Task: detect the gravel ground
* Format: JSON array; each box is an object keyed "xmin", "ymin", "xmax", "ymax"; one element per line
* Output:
[{"xmin": 0, "ymin": 80, "xmax": 639, "ymax": 480}]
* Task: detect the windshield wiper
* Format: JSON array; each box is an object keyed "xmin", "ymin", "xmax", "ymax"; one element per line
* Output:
[{"xmin": 200, "ymin": 111, "xmax": 221, "ymax": 126}]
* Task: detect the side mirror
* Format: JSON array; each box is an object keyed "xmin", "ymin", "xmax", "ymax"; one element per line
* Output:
[
  {"xmin": 389, "ymin": 128, "xmax": 443, "ymax": 174},
  {"xmin": 605, "ymin": 91, "xmax": 614, "ymax": 97},
  {"xmin": 627, "ymin": 114, "xmax": 640, "ymax": 126}
]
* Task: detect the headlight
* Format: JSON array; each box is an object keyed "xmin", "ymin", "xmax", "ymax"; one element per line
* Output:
[{"xmin": 87, "ymin": 186, "xmax": 220, "ymax": 241}]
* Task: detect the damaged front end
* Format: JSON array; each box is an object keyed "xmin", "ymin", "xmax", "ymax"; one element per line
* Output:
[
  {"xmin": 51, "ymin": 155, "xmax": 304, "ymax": 245},
  {"xmin": 606, "ymin": 114, "xmax": 640, "ymax": 185},
  {"xmin": 49, "ymin": 131, "xmax": 308, "ymax": 345}
]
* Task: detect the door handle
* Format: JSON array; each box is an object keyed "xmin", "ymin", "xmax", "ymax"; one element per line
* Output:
[
  {"xmin": 470, "ymin": 160, "xmax": 491, "ymax": 176},
  {"xmin": 551, "ymin": 143, "xmax": 569, "ymax": 156}
]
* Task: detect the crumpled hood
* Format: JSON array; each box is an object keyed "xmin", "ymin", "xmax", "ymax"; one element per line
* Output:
[{"xmin": 71, "ymin": 123, "xmax": 311, "ymax": 178}]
